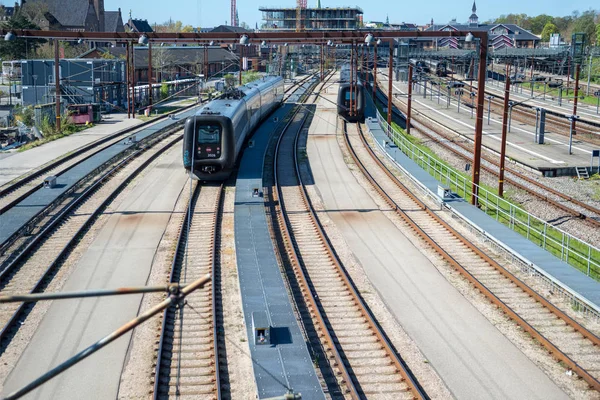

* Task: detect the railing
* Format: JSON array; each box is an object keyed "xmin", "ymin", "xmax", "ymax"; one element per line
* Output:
[{"xmin": 373, "ymin": 110, "xmax": 600, "ymax": 282}]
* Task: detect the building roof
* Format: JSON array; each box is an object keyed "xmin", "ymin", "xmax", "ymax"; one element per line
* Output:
[
  {"xmin": 27, "ymin": 0, "xmax": 92, "ymax": 28},
  {"xmin": 210, "ymin": 25, "xmax": 250, "ymax": 33},
  {"xmin": 104, "ymin": 10, "xmax": 124, "ymax": 32},
  {"xmin": 126, "ymin": 18, "xmax": 153, "ymax": 33},
  {"xmin": 426, "ymin": 23, "xmax": 538, "ymax": 41},
  {"xmin": 80, "ymin": 46, "xmax": 238, "ymax": 69}
]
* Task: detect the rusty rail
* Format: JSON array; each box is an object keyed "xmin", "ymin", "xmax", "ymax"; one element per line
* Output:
[
  {"xmin": 344, "ymin": 120, "xmax": 600, "ymax": 392},
  {"xmin": 270, "ymin": 73, "xmax": 426, "ymax": 399}
]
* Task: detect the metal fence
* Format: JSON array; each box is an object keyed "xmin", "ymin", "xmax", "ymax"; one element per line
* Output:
[{"xmin": 373, "ymin": 109, "xmax": 600, "ymax": 281}]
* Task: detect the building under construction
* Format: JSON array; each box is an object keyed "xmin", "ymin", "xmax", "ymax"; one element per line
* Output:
[{"xmin": 260, "ymin": 6, "xmax": 363, "ymax": 31}]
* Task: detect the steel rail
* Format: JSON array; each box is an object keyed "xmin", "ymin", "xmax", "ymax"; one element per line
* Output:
[
  {"xmin": 439, "ymin": 75, "xmax": 600, "ymax": 140},
  {"xmin": 272, "ymin": 102, "xmax": 359, "ymax": 398},
  {"xmin": 4, "ymin": 274, "xmax": 212, "ymax": 400},
  {"xmin": 374, "ymin": 81, "xmax": 600, "ymax": 226},
  {"xmin": 0, "ymin": 133, "xmax": 184, "ymax": 343},
  {"xmin": 0, "ymin": 110, "xmax": 193, "ymax": 257},
  {"xmin": 345, "ymin": 120, "xmax": 600, "ymax": 392},
  {"xmin": 0, "ymin": 102, "xmax": 199, "ymax": 211},
  {"xmin": 153, "ymin": 182, "xmax": 224, "ymax": 399},
  {"xmin": 272, "ymin": 74, "xmax": 426, "ymax": 398}
]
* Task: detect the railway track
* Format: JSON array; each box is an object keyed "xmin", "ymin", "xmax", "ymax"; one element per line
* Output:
[
  {"xmin": 267, "ymin": 78, "xmax": 425, "ymax": 399},
  {"xmin": 153, "ymin": 182, "xmax": 223, "ymax": 399},
  {"xmin": 375, "ymin": 78, "xmax": 600, "ymax": 228},
  {"xmin": 344, "ymin": 120, "xmax": 600, "ymax": 393},
  {"xmin": 0, "ymin": 132, "xmax": 184, "ymax": 346},
  {"xmin": 440, "ymin": 75, "xmax": 600, "ymax": 142},
  {"xmin": 0, "ymin": 103, "xmax": 199, "ymax": 214}
]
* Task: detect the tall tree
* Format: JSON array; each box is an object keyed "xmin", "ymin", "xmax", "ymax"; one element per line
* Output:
[
  {"xmin": 0, "ymin": 14, "xmax": 45, "ymax": 60},
  {"xmin": 572, "ymin": 10, "xmax": 597, "ymax": 44},
  {"xmin": 541, "ymin": 22, "xmax": 559, "ymax": 42}
]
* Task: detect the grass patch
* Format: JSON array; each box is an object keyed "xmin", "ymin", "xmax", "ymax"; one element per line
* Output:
[
  {"xmin": 18, "ymin": 123, "xmax": 91, "ymax": 152},
  {"xmin": 376, "ymin": 104, "xmax": 600, "ymax": 281}
]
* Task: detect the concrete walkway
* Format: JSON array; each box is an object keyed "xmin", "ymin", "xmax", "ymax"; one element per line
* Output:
[
  {"xmin": 0, "ymin": 113, "xmax": 142, "ymax": 187},
  {"xmin": 305, "ymin": 80, "xmax": 568, "ymax": 399},
  {"xmin": 379, "ymin": 73, "xmax": 598, "ymax": 175},
  {"xmin": 1, "ymin": 145, "xmax": 188, "ymax": 399}
]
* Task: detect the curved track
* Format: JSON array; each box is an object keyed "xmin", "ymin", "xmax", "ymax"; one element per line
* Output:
[
  {"xmin": 375, "ymin": 80, "xmax": 600, "ymax": 228},
  {"xmin": 0, "ymin": 132, "xmax": 184, "ymax": 345},
  {"xmin": 268, "ymin": 79, "xmax": 426, "ymax": 399},
  {"xmin": 344, "ymin": 120, "xmax": 600, "ymax": 393}
]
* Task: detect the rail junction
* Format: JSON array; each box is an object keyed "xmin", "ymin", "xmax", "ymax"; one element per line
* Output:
[{"xmin": 0, "ymin": 28, "xmax": 599, "ymax": 400}]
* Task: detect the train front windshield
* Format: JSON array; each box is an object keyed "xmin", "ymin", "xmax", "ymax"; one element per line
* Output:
[{"xmin": 196, "ymin": 124, "xmax": 222, "ymax": 159}]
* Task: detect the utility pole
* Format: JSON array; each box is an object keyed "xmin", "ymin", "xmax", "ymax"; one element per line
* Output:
[
  {"xmin": 407, "ymin": 64, "xmax": 413, "ymax": 135},
  {"xmin": 54, "ymin": 39, "xmax": 61, "ymax": 132},
  {"xmin": 373, "ymin": 40, "xmax": 377, "ymax": 97},
  {"xmin": 131, "ymin": 43, "xmax": 136, "ymax": 118},
  {"xmin": 498, "ymin": 64, "xmax": 511, "ymax": 198},
  {"xmin": 350, "ymin": 42, "xmax": 354, "ymax": 117},
  {"xmin": 126, "ymin": 41, "xmax": 130, "ymax": 119},
  {"xmin": 572, "ymin": 64, "xmax": 580, "ymax": 135},
  {"xmin": 387, "ymin": 40, "xmax": 393, "ymax": 128},
  {"xmin": 470, "ymin": 34, "xmax": 488, "ymax": 207},
  {"xmin": 147, "ymin": 41, "xmax": 152, "ymax": 113},
  {"xmin": 239, "ymin": 45, "xmax": 243, "ymax": 86}
]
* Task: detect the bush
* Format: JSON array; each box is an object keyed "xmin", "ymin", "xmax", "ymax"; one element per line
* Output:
[
  {"xmin": 13, "ymin": 105, "xmax": 34, "ymax": 126},
  {"xmin": 160, "ymin": 83, "xmax": 169, "ymax": 100}
]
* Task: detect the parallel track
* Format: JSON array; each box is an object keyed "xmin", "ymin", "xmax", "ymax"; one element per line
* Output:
[
  {"xmin": 154, "ymin": 183, "xmax": 223, "ymax": 399},
  {"xmin": 438, "ymin": 75, "xmax": 600, "ymax": 142},
  {"xmin": 344, "ymin": 120, "xmax": 600, "ymax": 393},
  {"xmin": 0, "ymin": 103, "xmax": 198, "ymax": 214},
  {"xmin": 375, "ymin": 79, "xmax": 600, "ymax": 228},
  {"xmin": 0, "ymin": 132, "xmax": 184, "ymax": 345},
  {"xmin": 269, "ymin": 79, "xmax": 426, "ymax": 399}
]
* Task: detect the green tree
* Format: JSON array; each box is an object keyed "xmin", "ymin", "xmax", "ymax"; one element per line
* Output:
[
  {"xmin": 541, "ymin": 22, "xmax": 559, "ymax": 42},
  {"xmin": 571, "ymin": 10, "xmax": 597, "ymax": 44},
  {"xmin": 0, "ymin": 15, "xmax": 45, "ymax": 60},
  {"xmin": 597, "ymin": 23, "xmax": 600, "ymax": 44},
  {"xmin": 529, "ymin": 14, "xmax": 554, "ymax": 34}
]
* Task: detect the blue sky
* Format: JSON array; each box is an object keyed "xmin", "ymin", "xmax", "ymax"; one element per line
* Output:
[{"xmin": 107, "ymin": 0, "xmax": 598, "ymax": 29}]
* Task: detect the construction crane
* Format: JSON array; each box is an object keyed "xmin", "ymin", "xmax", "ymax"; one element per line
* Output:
[{"xmin": 296, "ymin": 0, "xmax": 307, "ymax": 32}]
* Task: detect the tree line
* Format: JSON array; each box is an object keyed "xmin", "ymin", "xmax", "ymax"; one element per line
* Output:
[{"xmin": 491, "ymin": 10, "xmax": 600, "ymax": 44}]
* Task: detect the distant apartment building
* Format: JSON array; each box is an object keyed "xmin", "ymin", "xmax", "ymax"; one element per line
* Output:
[{"xmin": 260, "ymin": 6, "xmax": 363, "ymax": 31}]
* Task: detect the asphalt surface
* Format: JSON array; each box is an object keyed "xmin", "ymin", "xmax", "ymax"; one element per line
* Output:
[
  {"xmin": 1, "ymin": 145, "xmax": 189, "ymax": 399},
  {"xmin": 0, "ymin": 114, "xmax": 141, "ymax": 187},
  {"xmin": 305, "ymin": 85, "xmax": 568, "ymax": 400}
]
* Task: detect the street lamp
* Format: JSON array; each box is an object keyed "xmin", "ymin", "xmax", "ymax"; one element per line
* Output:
[
  {"xmin": 138, "ymin": 34, "xmax": 148, "ymax": 45},
  {"xmin": 239, "ymin": 35, "xmax": 249, "ymax": 45},
  {"xmin": 4, "ymin": 31, "xmax": 16, "ymax": 41}
]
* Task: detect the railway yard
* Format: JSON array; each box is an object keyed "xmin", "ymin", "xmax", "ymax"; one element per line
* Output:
[{"xmin": 1, "ymin": 31, "xmax": 600, "ymax": 400}]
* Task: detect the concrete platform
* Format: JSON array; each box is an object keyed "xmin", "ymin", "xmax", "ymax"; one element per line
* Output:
[
  {"xmin": 0, "ymin": 114, "xmax": 142, "ymax": 187},
  {"xmin": 234, "ymin": 77, "xmax": 324, "ymax": 400},
  {"xmin": 304, "ymin": 78, "xmax": 568, "ymax": 399},
  {"xmin": 365, "ymin": 105, "xmax": 600, "ymax": 315},
  {"xmin": 0, "ymin": 107, "xmax": 199, "ymax": 248},
  {"xmin": 478, "ymin": 77, "xmax": 600, "ymax": 124},
  {"xmin": 379, "ymin": 73, "xmax": 599, "ymax": 176},
  {"xmin": 1, "ymin": 145, "xmax": 189, "ymax": 399}
]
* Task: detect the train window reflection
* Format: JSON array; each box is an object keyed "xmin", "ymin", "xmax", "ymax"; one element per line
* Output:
[{"xmin": 197, "ymin": 125, "xmax": 221, "ymax": 144}]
